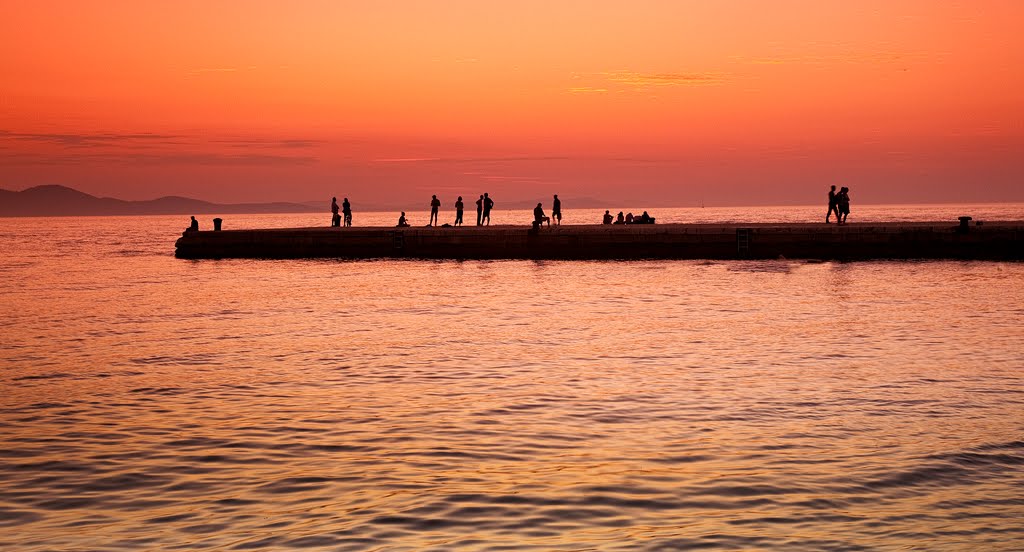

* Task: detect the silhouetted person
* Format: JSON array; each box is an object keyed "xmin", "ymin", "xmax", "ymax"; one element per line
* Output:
[
  {"xmin": 639, "ymin": 211, "xmax": 653, "ymax": 224},
  {"xmin": 454, "ymin": 196, "xmax": 464, "ymax": 226},
  {"xmin": 330, "ymin": 197, "xmax": 340, "ymax": 227},
  {"xmin": 534, "ymin": 203, "xmax": 550, "ymax": 226},
  {"xmin": 483, "ymin": 193, "xmax": 494, "ymax": 225},
  {"xmin": 615, "ymin": 211, "xmax": 625, "ymax": 225},
  {"xmin": 552, "ymin": 194, "xmax": 562, "ymax": 225},
  {"xmin": 826, "ymin": 185, "xmax": 839, "ymax": 223},
  {"xmin": 188, "ymin": 216, "xmax": 199, "ymax": 231},
  {"xmin": 837, "ymin": 187, "xmax": 850, "ymax": 224},
  {"xmin": 603, "ymin": 210, "xmax": 613, "ymax": 224},
  {"xmin": 397, "ymin": 212, "xmax": 410, "ymax": 227},
  {"xmin": 342, "ymin": 197, "xmax": 352, "ymax": 227},
  {"xmin": 625, "ymin": 212, "xmax": 634, "ymax": 224},
  {"xmin": 429, "ymin": 195, "xmax": 441, "ymax": 226},
  {"xmin": 476, "ymin": 195, "xmax": 483, "ymax": 226}
]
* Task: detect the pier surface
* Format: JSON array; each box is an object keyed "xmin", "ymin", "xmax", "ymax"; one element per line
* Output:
[{"xmin": 175, "ymin": 222, "xmax": 1023, "ymax": 261}]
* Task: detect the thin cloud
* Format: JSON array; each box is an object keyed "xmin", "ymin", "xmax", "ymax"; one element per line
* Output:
[
  {"xmin": 374, "ymin": 156, "xmax": 571, "ymax": 164},
  {"xmin": 212, "ymin": 138, "xmax": 325, "ymax": 149},
  {"xmin": 0, "ymin": 131, "xmax": 181, "ymax": 147},
  {"xmin": 374, "ymin": 157, "xmax": 444, "ymax": 163},
  {"xmin": 603, "ymin": 71, "xmax": 727, "ymax": 87},
  {"xmin": 735, "ymin": 50, "xmax": 938, "ymax": 66},
  {"xmin": 2, "ymin": 152, "xmax": 317, "ymax": 166}
]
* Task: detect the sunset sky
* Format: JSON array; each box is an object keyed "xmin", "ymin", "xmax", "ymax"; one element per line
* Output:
[{"xmin": 2, "ymin": 0, "xmax": 1022, "ymax": 206}]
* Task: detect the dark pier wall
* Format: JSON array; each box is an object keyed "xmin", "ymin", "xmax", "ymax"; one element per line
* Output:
[{"xmin": 175, "ymin": 222, "xmax": 1024, "ymax": 261}]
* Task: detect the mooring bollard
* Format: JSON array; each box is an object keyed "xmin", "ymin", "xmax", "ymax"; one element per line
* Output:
[
  {"xmin": 213, "ymin": 218, "xmax": 223, "ymax": 231},
  {"xmin": 958, "ymin": 216, "xmax": 971, "ymax": 234}
]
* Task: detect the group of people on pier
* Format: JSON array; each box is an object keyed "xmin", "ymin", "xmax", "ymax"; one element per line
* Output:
[
  {"xmin": 328, "ymin": 193, "xmax": 570, "ymax": 228},
  {"xmin": 421, "ymin": 193, "xmax": 499, "ymax": 227},
  {"xmin": 325, "ymin": 185, "xmax": 851, "ymax": 228},
  {"xmin": 601, "ymin": 210, "xmax": 655, "ymax": 225}
]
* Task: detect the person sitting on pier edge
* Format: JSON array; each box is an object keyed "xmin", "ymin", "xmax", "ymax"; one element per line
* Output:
[
  {"xmin": 429, "ymin": 195, "xmax": 441, "ymax": 226},
  {"xmin": 455, "ymin": 196, "xmax": 464, "ymax": 226},
  {"xmin": 615, "ymin": 211, "xmax": 625, "ymax": 224},
  {"xmin": 638, "ymin": 211, "xmax": 654, "ymax": 224},
  {"xmin": 397, "ymin": 212, "xmax": 410, "ymax": 227},
  {"xmin": 533, "ymin": 203, "xmax": 550, "ymax": 227},
  {"xmin": 552, "ymin": 194, "xmax": 562, "ymax": 225},
  {"xmin": 625, "ymin": 212, "xmax": 634, "ymax": 224},
  {"xmin": 483, "ymin": 193, "xmax": 494, "ymax": 225},
  {"xmin": 187, "ymin": 215, "xmax": 199, "ymax": 231},
  {"xmin": 603, "ymin": 210, "xmax": 613, "ymax": 224},
  {"xmin": 825, "ymin": 185, "xmax": 838, "ymax": 224},
  {"xmin": 342, "ymin": 197, "xmax": 352, "ymax": 227},
  {"xmin": 330, "ymin": 197, "xmax": 340, "ymax": 227},
  {"xmin": 476, "ymin": 195, "xmax": 484, "ymax": 226}
]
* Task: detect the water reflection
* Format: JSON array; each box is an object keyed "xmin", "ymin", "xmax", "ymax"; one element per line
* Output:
[{"xmin": 0, "ymin": 215, "xmax": 1022, "ymax": 550}]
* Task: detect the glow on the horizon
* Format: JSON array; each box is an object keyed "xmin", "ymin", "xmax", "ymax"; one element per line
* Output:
[{"xmin": 1, "ymin": 1, "xmax": 1022, "ymax": 205}]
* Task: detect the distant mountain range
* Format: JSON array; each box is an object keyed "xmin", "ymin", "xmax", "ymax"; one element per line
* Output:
[
  {"xmin": 0, "ymin": 185, "xmax": 322, "ymax": 217},
  {"xmin": 0, "ymin": 185, "xmax": 615, "ymax": 217}
]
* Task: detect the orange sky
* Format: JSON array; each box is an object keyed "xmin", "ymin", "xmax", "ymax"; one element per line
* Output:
[{"xmin": 2, "ymin": 0, "xmax": 1022, "ymax": 206}]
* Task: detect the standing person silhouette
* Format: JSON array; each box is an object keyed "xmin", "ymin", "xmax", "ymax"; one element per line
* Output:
[
  {"xmin": 482, "ymin": 193, "xmax": 494, "ymax": 225},
  {"xmin": 552, "ymin": 194, "xmax": 562, "ymax": 225},
  {"xmin": 454, "ymin": 196, "xmax": 464, "ymax": 226},
  {"xmin": 342, "ymin": 197, "xmax": 352, "ymax": 227},
  {"xmin": 826, "ymin": 185, "xmax": 839, "ymax": 223},
  {"xmin": 475, "ymin": 195, "xmax": 484, "ymax": 226},
  {"xmin": 429, "ymin": 195, "xmax": 441, "ymax": 226},
  {"xmin": 837, "ymin": 187, "xmax": 851, "ymax": 224},
  {"xmin": 330, "ymin": 197, "xmax": 340, "ymax": 227}
]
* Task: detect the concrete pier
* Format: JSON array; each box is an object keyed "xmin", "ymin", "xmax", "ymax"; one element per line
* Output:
[{"xmin": 175, "ymin": 222, "xmax": 1024, "ymax": 261}]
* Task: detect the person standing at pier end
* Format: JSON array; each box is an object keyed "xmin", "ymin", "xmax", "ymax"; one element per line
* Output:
[
  {"xmin": 454, "ymin": 196, "xmax": 464, "ymax": 226},
  {"xmin": 483, "ymin": 193, "xmax": 494, "ymax": 225},
  {"xmin": 552, "ymin": 194, "xmax": 562, "ymax": 225},
  {"xmin": 429, "ymin": 195, "xmax": 441, "ymax": 226},
  {"xmin": 342, "ymin": 198, "xmax": 352, "ymax": 227},
  {"xmin": 475, "ymin": 195, "xmax": 484, "ymax": 226},
  {"xmin": 826, "ymin": 185, "xmax": 839, "ymax": 223},
  {"xmin": 330, "ymin": 197, "xmax": 340, "ymax": 227}
]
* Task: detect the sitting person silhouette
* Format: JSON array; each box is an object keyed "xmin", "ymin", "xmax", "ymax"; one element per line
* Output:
[
  {"xmin": 625, "ymin": 212, "xmax": 634, "ymax": 224},
  {"xmin": 188, "ymin": 216, "xmax": 199, "ymax": 231},
  {"xmin": 533, "ymin": 203, "xmax": 550, "ymax": 226},
  {"xmin": 603, "ymin": 210, "xmax": 613, "ymax": 224},
  {"xmin": 397, "ymin": 212, "xmax": 410, "ymax": 227},
  {"xmin": 615, "ymin": 211, "xmax": 625, "ymax": 224}
]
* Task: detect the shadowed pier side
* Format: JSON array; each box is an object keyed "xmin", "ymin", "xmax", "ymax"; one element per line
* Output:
[{"xmin": 174, "ymin": 221, "xmax": 1024, "ymax": 261}]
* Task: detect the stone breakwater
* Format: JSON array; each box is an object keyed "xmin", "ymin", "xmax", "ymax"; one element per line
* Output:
[{"xmin": 175, "ymin": 221, "xmax": 1024, "ymax": 260}]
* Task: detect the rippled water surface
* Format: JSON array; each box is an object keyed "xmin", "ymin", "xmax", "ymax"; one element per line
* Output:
[{"xmin": 1, "ymin": 210, "xmax": 1023, "ymax": 551}]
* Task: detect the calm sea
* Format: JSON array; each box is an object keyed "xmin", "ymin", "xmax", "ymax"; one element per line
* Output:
[{"xmin": 1, "ymin": 204, "xmax": 1023, "ymax": 551}]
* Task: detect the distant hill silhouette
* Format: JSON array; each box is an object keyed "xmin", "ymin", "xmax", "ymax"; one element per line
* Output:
[{"xmin": 0, "ymin": 185, "xmax": 321, "ymax": 217}]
